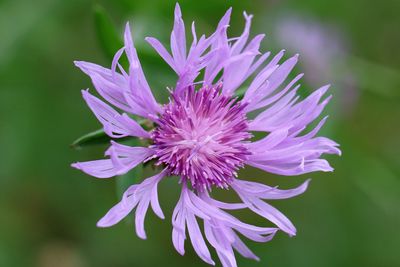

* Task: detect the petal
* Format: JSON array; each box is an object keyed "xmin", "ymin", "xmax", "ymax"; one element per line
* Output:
[
  {"xmin": 248, "ymin": 159, "xmax": 334, "ymax": 176},
  {"xmin": 170, "ymin": 3, "xmax": 187, "ymax": 69},
  {"xmin": 231, "ymin": 12, "xmax": 253, "ymax": 55},
  {"xmin": 203, "ymin": 8, "xmax": 232, "ymax": 86},
  {"xmin": 135, "ymin": 195, "xmax": 151, "ymax": 239},
  {"xmin": 245, "ymin": 54, "xmax": 298, "ymax": 112},
  {"xmin": 233, "ymin": 179, "xmax": 310, "ymax": 200},
  {"xmin": 150, "ymin": 177, "xmax": 165, "ymax": 219},
  {"xmin": 244, "ymin": 49, "xmax": 285, "ymax": 102},
  {"xmin": 81, "ymin": 90, "xmax": 150, "ymax": 138},
  {"xmin": 247, "ymin": 123, "xmax": 340, "ymax": 176},
  {"xmin": 186, "ymin": 212, "xmax": 215, "ymax": 265},
  {"xmin": 172, "ymin": 199, "xmax": 186, "ymax": 255},
  {"xmin": 124, "ymin": 23, "xmax": 161, "ymax": 117},
  {"xmin": 72, "ymin": 142, "xmax": 154, "ymax": 178},
  {"xmin": 232, "ymin": 234, "xmax": 259, "ymax": 261},
  {"xmin": 75, "ymin": 61, "xmax": 131, "ymax": 112},
  {"xmin": 145, "ymin": 37, "xmax": 177, "ymax": 72},
  {"xmin": 174, "ymin": 189, "xmax": 279, "ymax": 266},
  {"xmin": 246, "ymin": 128, "xmax": 289, "ymax": 153},
  {"xmin": 232, "ymin": 187, "xmax": 297, "ymax": 236},
  {"xmin": 133, "ymin": 171, "xmax": 166, "ymax": 240},
  {"xmin": 97, "ymin": 185, "xmax": 139, "ymax": 227},
  {"xmin": 251, "ymin": 73, "xmax": 304, "ymax": 112},
  {"xmin": 105, "ymin": 141, "xmax": 155, "ymax": 176},
  {"xmin": 249, "ymin": 84, "xmax": 333, "ymax": 135},
  {"xmin": 97, "ymin": 171, "xmax": 165, "ymax": 230},
  {"xmin": 205, "ymin": 198, "xmax": 248, "ymax": 210},
  {"xmin": 243, "ymin": 51, "xmax": 271, "ymax": 82},
  {"xmin": 71, "ymin": 159, "xmax": 119, "ymax": 179}
]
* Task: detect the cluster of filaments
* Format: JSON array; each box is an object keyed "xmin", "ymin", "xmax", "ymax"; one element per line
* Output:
[{"xmin": 151, "ymin": 85, "xmax": 251, "ymax": 191}]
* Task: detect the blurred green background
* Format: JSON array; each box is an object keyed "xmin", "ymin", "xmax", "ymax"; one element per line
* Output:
[{"xmin": 1, "ymin": 0, "xmax": 399, "ymax": 266}]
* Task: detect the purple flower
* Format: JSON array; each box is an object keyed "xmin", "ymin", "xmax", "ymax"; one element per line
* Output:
[{"xmin": 72, "ymin": 4, "xmax": 340, "ymax": 266}]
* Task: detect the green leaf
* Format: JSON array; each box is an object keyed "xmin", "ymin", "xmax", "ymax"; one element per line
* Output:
[
  {"xmin": 70, "ymin": 128, "xmax": 112, "ymax": 149},
  {"xmin": 93, "ymin": 4, "xmax": 124, "ymax": 61},
  {"xmin": 70, "ymin": 129, "xmax": 138, "ymax": 149},
  {"xmin": 71, "ymin": 119, "xmax": 152, "ymax": 149}
]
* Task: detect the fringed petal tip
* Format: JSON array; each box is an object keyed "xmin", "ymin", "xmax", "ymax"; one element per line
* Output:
[
  {"xmin": 81, "ymin": 88, "xmax": 90, "ymax": 97},
  {"xmin": 96, "ymin": 217, "xmax": 114, "ymax": 228},
  {"xmin": 73, "ymin": 60, "xmax": 82, "ymax": 67},
  {"xmin": 124, "ymin": 22, "xmax": 133, "ymax": 46},
  {"xmin": 288, "ymin": 231, "xmax": 297, "ymax": 238},
  {"xmin": 125, "ymin": 21, "xmax": 130, "ymax": 30},
  {"xmin": 174, "ymin": 3, "xmax": 182, "ymax": 17},
  {"xmin": 74, "ymin": 60, "xmax": 93, "ymax": 71},
  {"xmin": 71, "ymin": 162, "xmax": 80, "ymax": 170}
]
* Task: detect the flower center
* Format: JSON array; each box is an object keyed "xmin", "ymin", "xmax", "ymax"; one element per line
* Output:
[{"xmin": 151, "ymin": 85, "xmax": 251, "ymax": 191}]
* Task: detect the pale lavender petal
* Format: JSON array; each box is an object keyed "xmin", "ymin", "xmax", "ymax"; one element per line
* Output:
[
  {"xmin": 249, "ymin": 84, "xmax": 332, "ymax": 133},
  {"xmin": 233, "ymin": 179, "xmax": 310, "ymax": 200},
  {"xmin": 172, "ymin": 198, "xmax": 186, "ymax": 255},
  {"xmin": 71, "ymin": 159, "xmax": 118, "ymax": 179},
  {"xmin": 72, "ymin": 142, "xmax": 154, "ymax": 178},
  {"xmin": 232, "ymin": 185, "xmax": 297, "ymax": 236},
  {"xmin": 186, "ymin": 190, "xmax": 277, "ymax": 267},
  {"xmin": 251, "ymin": 73, "xmax": 304, "ymax": 112},
  {"xmin": 145, "ymin": 37, "xmax": 178, "ymax": 72},
  {"xmin": 105, "ymin": 141, "xmax": 155, "ymax": 176},
  {"xmin": 243, "ymin": 50, "xmax": 285, "ymax": 102},
  {"xmin": 111, "ymin": 47, "xmax": 127, "ymax": 79},
  {"xmin": 246, "ymin": 128, "xmax": 289, "ymax": 153},
  {"xmin": 248, "ymin": 88, "xmax": 299, "ymax": 132},
  {"xmin": 232, "ymin": 234, "xmax": 260, "ymax": 261},
  {"xmin": 81, "ymin": 90, "xmax": 149, "ymax": 138},
  {"xmin": 243, "ymin": 51, "xmax": 271, "ymax": 81},
  {"xmin": 193, "ymin": 191, "xmax": 277, "ymax": 236},
  {"xmin": 186, "ymin": 212, "xmax": 215, "ymax": 265},
  {"xmin": 204, "ymin": 221, "xmax": 237, "ymax": 267},
  {"xmin": 248, "ymin": 158, "xmax": 334, "ymax": 176},
  {"xmin": 150, "ymin": 178, "xmax": 165, "ymax": 219},
  {"xmin": 247, "ymin": 90, "xmax": 341, "ymax": 177},
  {"xmin": 245, "ymin": 55, "xmax": 298, "ymax": 112},
  {"xmin": 203, "ymin": 8, "xmax": 231, "ymax": 86},
  {"xmin": 124, "ymin": 23, "xmax": 161, "ymax": 117},
  {"xmin": 222, "ymin": 34, "xmax": 265, "ymax": 95},
  {"xmin": 98, "ymin": 171, "xmax": 165, "ymax": 238},
  {"xmin": 222, "ymin": 48, "xmax": 262, "ymax": 95},
  {"xmin": 243, "ymin": 66, "xmax": 279, "ymax": 105},
  {"xmin": 135, "ymin": 195, "xmax": 151, "ymax": 239},
  {"xmin": 191, "ymin": 21, "xmax": 198, "ymax": 45},
  {"xmin": 217, "ymin": 7, "xmax": 232, "ymax": 30},
  {"xmin": 205, "ymin": 198, "xmax": 248, "ymax": 210},
  {"xmin": 75, "ymin": 61, "xmax": 132, "ymax": 112},
  {"xmin": 170, "ymin": 3, "xmax": 186, "ymax": 69},
  {"xmin": 231, "ymin": 12, "xmax": 253, "ymax": 55},
  {"xmin": 97, "ymin": 187, "xmax": 139, "ymax": 227}
]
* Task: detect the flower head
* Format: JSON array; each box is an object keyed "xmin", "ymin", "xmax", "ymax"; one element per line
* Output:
[
  {"xmin": 72, "ymin": 4, "xmax": 340, "ymax": 267},
  {"xmin": 151, "ymin": 85, "xmax": 251, "ymax": 191}
]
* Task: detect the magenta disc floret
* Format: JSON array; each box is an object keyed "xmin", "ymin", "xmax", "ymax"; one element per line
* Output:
[{"xmin": 151, "ymin": 85, "xmax": 251, "ymax": 191}]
